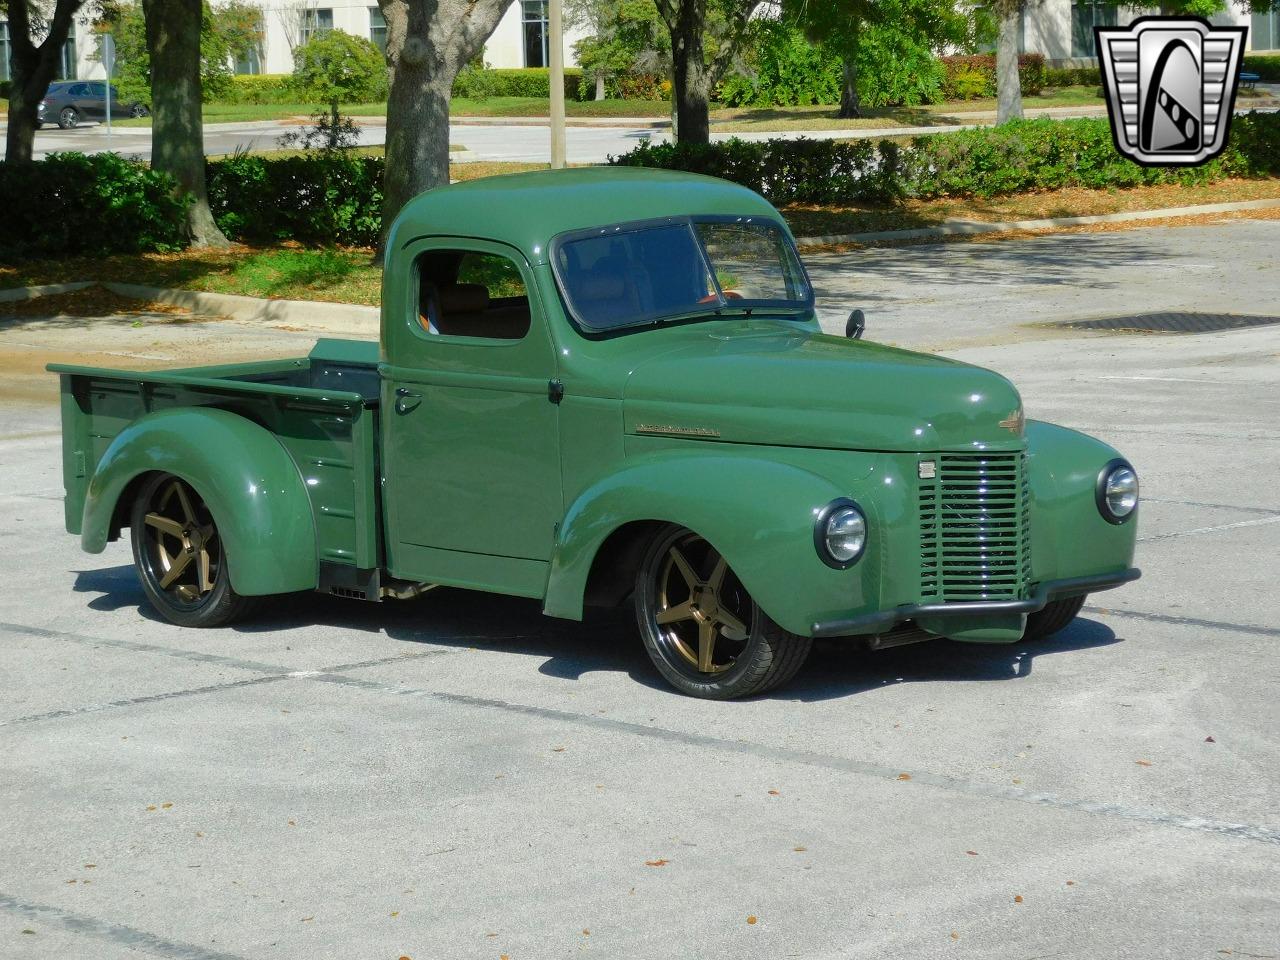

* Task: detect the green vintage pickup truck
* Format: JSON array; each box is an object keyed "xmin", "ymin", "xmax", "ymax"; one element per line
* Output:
[{"xmin": 52, "ymin": 168, "xmax": 1140, "ymax": 699}]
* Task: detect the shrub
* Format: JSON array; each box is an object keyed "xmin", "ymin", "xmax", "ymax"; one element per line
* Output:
[
  {"xmin": 292, "ymin": 30, "xmax": 389, "ymax": 107},
  {"xmin": 0, "ymin": 153, "xmax": 189, "ymax": 260},
  {"xmin": 1243, "ymin": 54, "xmax": 1280, "ymax": 83},
  {"xmin": 205, "ymin": 151, "xmax": 384, "ymax": 246},
  {"xmin": 452, "ymin": 67, "xmax": 585, "ymax": 101},
  {"xmin": 941, "ymin": 54, "xmax": 1045, "ymax": 99},
  {"xmin": 221, "ymin": 74, "xmax": 301, "ymax": 105},
  {"xmin": 610, "ymin": 111, "xmax": 1280, "ymax": 204},
  {"xmin": 719, "ymin": 20, "xmax": 843, "ymax": 108},
  {"xmin": 1044, "ymin": 65, "xmax": 1101, "ymax": 87}
]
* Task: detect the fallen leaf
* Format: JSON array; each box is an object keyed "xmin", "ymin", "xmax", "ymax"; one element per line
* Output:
[
  {"xmin": 746, "ymin": 915, "xmax": 758, "ymax": 925},
  {"xmin": 897, "ymin": 773, "xmax": 911, "ymax": 781},
  {"xmin": 161, "ymin": 803, "xmax": 173, "ymax": 810},
  {"xmin": 1066, "ymin": 880, "xmax": 1075, "ymax": 886},
  {"xmin": 21, "ymin": 929, "xmax": 35, "ymax": 935},
  {"xmin": 767, "ymin": 789, "xmax": 780, "ymax": 796},
  {"xmin": 552, "ymin": 747, "xmax": 566, "ymax": 753},
  {"xmin": 582, "ymin": 929, "xmax": 590, "ymax": 936},
  {"xmin": 644, "ymin": 859, "xmax": 668, "ymax": 867},
  {"xmin": 390, "ymin": 911, "xmax": 399, "ymax": 918},
  {"xmin": 950, "ymin": 931, "xmax": 960, "ymax": 940},
  {"xmin": 195, "ymin": 832, "xmax": 204, "ymax": 838},
  {"xmin": 66, "ymin": 880, "xmax": 76, "ymax": 885},
  {"xmin": 965, "ymin": 850, "xmax": 978, "ymax": 856},
  {"xmin": 1135, "ymin": 760, "xmax": 1153, "ymax": 767},
  {"xmin": 146, "ymin": 805, "xmax": 157, "ymax": 811},
  {"xmin": 84, "ymin": 864, "xmax": 95, "ymax": 869},
  {"xmin": 300, "ymin": 916, "xmax": 314, "ymax": 922},
  {"xmin": 1014, "ymin": 895, "xmax": 1023, "ymax": 903},
  {"xmin": 1205, "ymin": 736, "xmax": 1216, "ymax": 743},
  {"xmin": 793, "ymin": 846, "xmax": 807, "ymax": 852},
  {"xmin": 1012, "ymin": 778, "xmax": 1022, "ymax": 785},
  {"xmin": 288, "ymin": 820, "xmax": 296, "ymax": 827},
  {"xmin": 485, "ymin": 933, "xmax": 497, "ymax": 938}
]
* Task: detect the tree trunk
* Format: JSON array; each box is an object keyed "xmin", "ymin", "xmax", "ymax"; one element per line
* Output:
[
  {"xmin": 142, "ymin": 0, "xmax": 229, "ymax": 247},
  {"xmin": 376, "ymin": 0, "xmax": 515, "ymax": 254},
  {"xmin": 595, "ymin": 72, "xmax": 606, "ymax": 101},
  {"xmin": 839, "ymin": 59, "xmax": 860, "ymax": 120},
  {"xmin": 3, "ymin": 0, "xmax": 83, "ymax": 164},
  {"xmin": 330, "ymin": 98, "xmax": 341, "ymax": 148},
  {"xmin": 995, "ymin": 0, "xmax": 1024, "ymax": 125},
  {"xmin": 668, "ymin": 2, "xmax": 710, "ymax": 145}
]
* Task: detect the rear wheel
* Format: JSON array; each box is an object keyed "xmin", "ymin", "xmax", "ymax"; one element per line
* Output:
[
  {"xmin": 58, "ymin": 107, "xmax": 79, "ymax": 129},
  {"xmin": 1024, "ymin": 595, "xmax": 1086, "ymax": 641},
  {"xmin": 635, "ymin": 526, "xmax": 812, "ymax": 699},
  {"xmin": 129, "ymin": 103, "xmax": 149, "ymax": 118},
  {"xmin": 130, "ymin": 473, "xmax": 254, "ymax": 628}
]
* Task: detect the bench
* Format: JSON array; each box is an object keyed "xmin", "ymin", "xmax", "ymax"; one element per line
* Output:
[{"xmin": 1240, "ymin": 71, "xmax": 1260, "ymax": 91}]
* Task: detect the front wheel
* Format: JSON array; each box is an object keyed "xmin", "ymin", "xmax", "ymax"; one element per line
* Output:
[
  {"xmin": 635, "ymin": 526, "xmax": 812, "ymax": 699},
  {"xmin": 129, "ymin": 103, "xmax": 149, "ymax": 118},
  {"xmin": 58, "ymin": 107, "xmax": 79, "ymax": 129},
  {"xmin": 130, "ymin": 473, "xmax": 254, "ymax": 628},
  {"xmin": 1024, "ymin": 595, "xmax": 1086, "ymax": 641}
]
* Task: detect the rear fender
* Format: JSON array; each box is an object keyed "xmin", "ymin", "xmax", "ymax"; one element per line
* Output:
[{"xmin": 82, "ymin": 407, "xmax": 318, "ymax": 596}]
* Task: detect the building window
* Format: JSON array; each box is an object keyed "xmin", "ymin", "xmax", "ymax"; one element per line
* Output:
[
  {"xmin": 1253, "ymin": 10, "xmax": 1279, "ymax": 51},
  {"xmin": 369, "ymin": 6, "xmax": 387, "ymax": 54},
  {"xmin": 522, "ymin": 0, "xmax": 548, "ymax": 68},
  {"xmin": 233, "ymin": 14, "xmax": 264, "ymax": 74},
  {"xmin": 1071, "ymin": 2, "xmax": 1118, "ymax": 58},
  {"xmin": 300, "ymin": 7, "xmax": 333, "ymax": 46},
  {"xmin": 1, "ymin": 22, "xmax": 11, "ymax": 83},
  {"xmin": 54, "ymin": 21, "xmax": 77, "ymax": 79}
]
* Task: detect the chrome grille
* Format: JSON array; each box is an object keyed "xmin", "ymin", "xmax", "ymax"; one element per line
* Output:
[{"xmin": 919, "ymin": 453, "xmax": 1030, "ymax": 602}]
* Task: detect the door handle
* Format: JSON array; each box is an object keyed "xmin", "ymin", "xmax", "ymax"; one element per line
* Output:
[{"xmin": 394, "ymin": 387, "xmax": 422, "ymax": 414}]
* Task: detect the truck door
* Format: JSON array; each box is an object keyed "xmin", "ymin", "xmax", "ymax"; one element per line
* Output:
[{"xmin": 380, "ymin": 239, "xmax": 563, "ymax": 595}]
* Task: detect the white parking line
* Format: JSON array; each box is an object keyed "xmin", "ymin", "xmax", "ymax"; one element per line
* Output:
[{"xmin": 1138, "ymin": 514, "xmax": 1280, "ymax": 543}]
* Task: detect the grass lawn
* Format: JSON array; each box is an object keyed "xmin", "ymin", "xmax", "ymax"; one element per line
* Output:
[{"xmin": 5, "ymin": 176, "xmax": 1277, "ymax": 307}]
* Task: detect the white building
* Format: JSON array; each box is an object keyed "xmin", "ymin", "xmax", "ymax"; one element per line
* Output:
[
  {"xmin": 1, "ymin": 1, "xmax": 1274, "ymax": 87},
  {"xmin": 1, "ymin": 1, "xmax": 588, "ymax": 85}
]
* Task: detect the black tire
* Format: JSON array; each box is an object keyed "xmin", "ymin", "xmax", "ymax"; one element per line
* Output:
[
  {"xmin": 129, "ymin": 103, "xmax": 149, "ymax": 118},
  {"xmin": 129, "ymin": 473, "xmax": 255, "ymax": 628},
  {"xmin": 58, "ymin": 107, "xmax": 79, "ymax": 129},
  {"xmin": 635, "ymin": 525, "xmax": 812, "ymax": 699},
  {"xmin": 1024, "ymin": 594, "xmax": 1086, "ymax": 641}
]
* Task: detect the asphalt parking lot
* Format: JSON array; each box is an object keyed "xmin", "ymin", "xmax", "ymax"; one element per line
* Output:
[{"xmin": 2, "ymin": 218, "xmax": 1278, "ymax": 959}]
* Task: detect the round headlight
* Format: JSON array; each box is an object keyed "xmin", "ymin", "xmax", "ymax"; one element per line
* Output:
[
  {"xmin": 816, "ymin": 501, "xmax": 867, "ymax": 568},
  {"xmin": 1097, "ymin": 461, "xmax": 1138, "ymax": 523}
]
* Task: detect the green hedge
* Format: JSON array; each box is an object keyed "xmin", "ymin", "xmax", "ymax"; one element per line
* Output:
[
  {"xmin": 1045, "ymin": 65, "xmax": 1101, "ymax": 87},
  {"xmin": 609, "ymin": 112, "xmax": 1280, "ymax": 203},
  {"xmin": 453, "ymin": 67, "xmax": 585, "ymax": 101},
  {"xmin": 0, "ymin": 153, "xmax": 188, "ymax": 260},
  {"xmin": 205, "ymin": 152, "xmax": 384, "ymax": 247},
  {"xmin": 220, "ymin": 74, "xmax": 302, "ymax": 105},
  {"xmin": 1244, "ymin": 55, "xmax": 1280, "ymax": 82},
  {"xmin": 940, "ymin": 54, "xmax": 1046, "ymax": 99}
]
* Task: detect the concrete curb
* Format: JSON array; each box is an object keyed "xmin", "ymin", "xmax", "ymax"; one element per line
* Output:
[
  {"xmin": 0, "ymin": 282, "xmax": 95, "ymax": 303},
  {"xmin": 794, "ymin": 197, "xmax": 1280, "ymax": 248},
  {"xmin": 102, "ymin": 283, "xmax": 379, "ymax": 334}
]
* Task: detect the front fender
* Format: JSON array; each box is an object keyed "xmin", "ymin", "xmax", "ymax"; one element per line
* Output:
[
  {"xmin": 82, "ymin": 407, "xmax": 318, "ymax": 596},
  {"xmin": 1026, "ymin": 419, "xmax": 1138, "ymax": 582},
  {"xmin": 543, "ymin": 450, "xmax": 884, "ymax": 636}
]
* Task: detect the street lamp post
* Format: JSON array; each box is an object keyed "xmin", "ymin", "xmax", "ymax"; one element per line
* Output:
[{"xmin": 548, "ymin": 0, "xmax": 566, "ymax": 169}]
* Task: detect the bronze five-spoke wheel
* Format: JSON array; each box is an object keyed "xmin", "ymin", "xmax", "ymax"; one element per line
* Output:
[
  {"xmin": 635, "ymin": 526, "xmax": 812, "ymax": 699},
  {"xmin": 130, "ymin": 473, "xmax": 253, "ymax": 628}
]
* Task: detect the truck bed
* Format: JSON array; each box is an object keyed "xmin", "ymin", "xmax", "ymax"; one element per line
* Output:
[{"xmin": 50, "ymin": 338, "xmax": 383, "ymax": 574}]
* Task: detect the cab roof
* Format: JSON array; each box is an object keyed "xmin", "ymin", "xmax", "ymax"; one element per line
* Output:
[{"xmin": 387, "ymin": 167, "xmax": 785, "ymax": 265}]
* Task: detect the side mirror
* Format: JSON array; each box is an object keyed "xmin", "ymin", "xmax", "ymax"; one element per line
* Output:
[{"xmin": 845, "ymin": 309, "xmax": 866, "ymax": 340}]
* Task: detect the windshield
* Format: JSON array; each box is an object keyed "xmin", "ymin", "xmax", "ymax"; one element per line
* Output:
[{"xmin": 552, "ymin": 217, "xmax": 812, "ymax": 333}]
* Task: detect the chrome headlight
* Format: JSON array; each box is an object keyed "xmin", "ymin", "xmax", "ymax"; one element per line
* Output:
[
  {"xmin": 815, "ymin": 499, "xmax": 867, "ymax": 568},
  {"xmin": 1096, "ymin": 460, "xmax": 1138, "ymax": 524}
]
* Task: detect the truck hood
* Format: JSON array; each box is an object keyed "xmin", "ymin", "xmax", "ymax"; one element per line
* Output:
[{"xmin": 622, "ymin": 326, "xmax": 1025, "ymax": 452}]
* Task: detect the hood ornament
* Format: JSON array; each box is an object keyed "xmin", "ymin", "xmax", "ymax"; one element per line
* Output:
[{"xmin": 999, "ymin": 408, "xmax": 1025, "ymax": 435}]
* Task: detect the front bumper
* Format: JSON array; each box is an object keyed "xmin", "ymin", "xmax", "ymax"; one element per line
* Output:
[{"xmin": 810, "ymin": 567, "xmax": 1141, "ymax": 638}]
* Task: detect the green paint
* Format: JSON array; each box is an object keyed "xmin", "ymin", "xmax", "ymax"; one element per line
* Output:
[{"xmin": 51, "ymin": 168, "xmax": 1137, "ymax": 641}]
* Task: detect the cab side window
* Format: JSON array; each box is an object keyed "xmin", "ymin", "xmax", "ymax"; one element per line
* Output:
[{"xmin": 415, "ymin": 249, "xmax": 531, "ymax": 341}]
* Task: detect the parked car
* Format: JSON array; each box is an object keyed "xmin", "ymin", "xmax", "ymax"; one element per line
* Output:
[
  {"xmin": 36, "ymin": 81, "xmax": 149, "ymax": 129},
  {"xmin": 50, "ymin": 168, "xmax": 1140, "ymax": 699}
]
